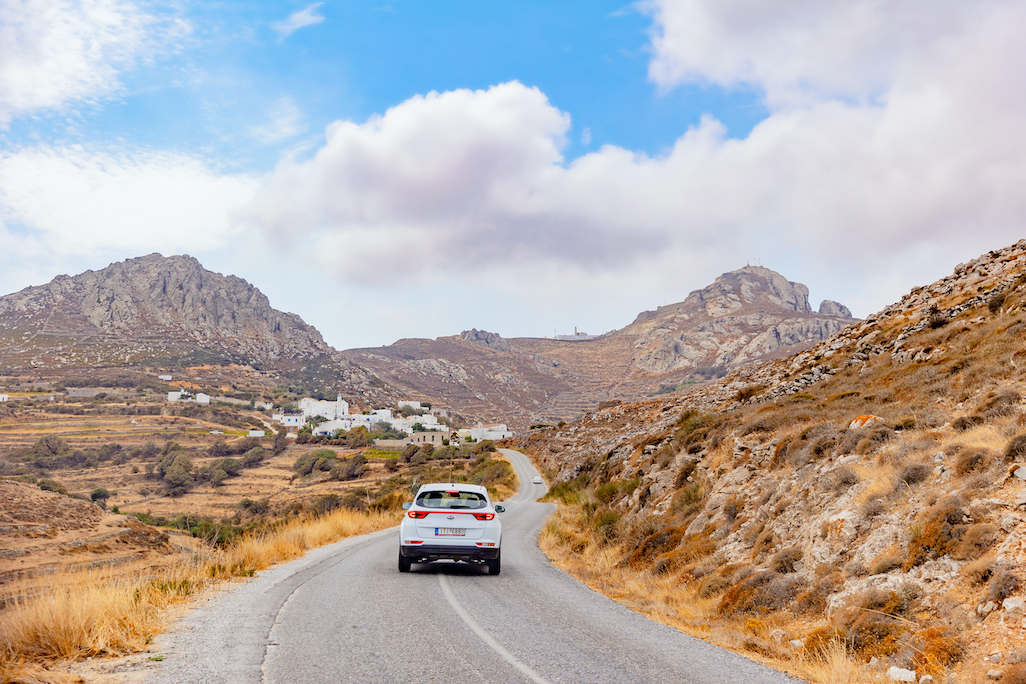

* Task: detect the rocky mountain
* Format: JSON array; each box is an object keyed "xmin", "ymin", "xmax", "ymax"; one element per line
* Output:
[
  {"xmin": 343, "ymin": 266, "xmax": 857, "ymax": 429},
  {"xmin": 0, "ymin": 254, "xmax": 397, "ymax": 403},
  {"xmin": 522, "ymin": 240, "xmax": 1026, "ymax": 681},
  {"xmin": 625, "ymin": 266, "xmax": 853, "ymax": 374}
]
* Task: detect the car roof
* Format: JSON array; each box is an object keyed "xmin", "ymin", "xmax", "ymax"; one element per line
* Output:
[{"xmin": 415, "ymin": 482, "xmax": 489, "ymax": 495}]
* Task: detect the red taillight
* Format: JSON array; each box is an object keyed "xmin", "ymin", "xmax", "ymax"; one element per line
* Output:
[
  {"xmin": 473, "ymin": 512, "xmax": 495, "ymax": 521},
  {"xmin": 408, "ymin": 510, "xmax": 429, "ymax": 519}
]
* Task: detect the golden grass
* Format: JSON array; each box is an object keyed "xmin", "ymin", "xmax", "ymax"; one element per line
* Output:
[
  {"xmin": 0, "ymin": 507, "xmax": 396, "ymax": 682},
  {"xmin": 539, "ymin": 504, "xmax": 881, "ymax": 684}
]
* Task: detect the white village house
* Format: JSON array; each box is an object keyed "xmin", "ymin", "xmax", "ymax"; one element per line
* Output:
[
  {"xmin": 0, "ymin": 394, "xmax": 7, "ymax": 402},
  {"xmin": 167, "ymin": 390, "xmax": 210, "ymax": 405},
  {"xmin": 271, "ymin": 395, "xmax": 510, "ymax": 443},
  {"xmin": 453, "ymin": 423, "xmax": 513, "ymax": 442}
]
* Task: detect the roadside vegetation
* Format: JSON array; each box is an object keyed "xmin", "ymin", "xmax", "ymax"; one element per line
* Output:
[
  {"xmin": 527, "ymin": 258, "xmax": 1026, "ymax": 683},
  {"xmin": 0, "ymin": 504, "xmax": 395, "ymax": 683},
  {"xmin": 0, "ymin": 438, "xmax": 517, "ymax": 682}
]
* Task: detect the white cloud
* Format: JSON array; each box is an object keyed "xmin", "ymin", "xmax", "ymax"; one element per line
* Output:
[
  {"xmin": 272, "ymin": 3, "xmax": 325, "ymax": 40},
  {"xmin": 249, "ymin": 97, "xmax": 305, "ymax": 143},
  {"xmin": 238, "ymin": 1, "xmax": 1026, "ymax": 323},
  {"xmin": 0, "ymin": 0, "xmax": 174, "ymax": 126},
  {"xmin": 0, "ymin": 146, "xmax": 258, "ymax": 258}
]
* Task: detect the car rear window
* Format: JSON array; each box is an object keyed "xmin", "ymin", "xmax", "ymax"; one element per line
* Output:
[{"xmin": 416, "ymin": 490, "xmax": 487, "ymax": 510}]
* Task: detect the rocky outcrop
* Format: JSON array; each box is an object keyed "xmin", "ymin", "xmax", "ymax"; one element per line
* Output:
[
  {"xmin": 626, "ymin": 266, "xmax": 858, "ymax": 374},
  {"xmin": 818, "ymin": 300, "xmax": 852, "ymax": 317},
  {"xmin": 460, "ymin": 329, "xmax": 510, "ymax": 352}
]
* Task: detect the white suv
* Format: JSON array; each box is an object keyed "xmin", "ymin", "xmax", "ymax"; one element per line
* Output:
[{"xmin": 399, "ymin": 483, "xmax": 504, "ymax": 574}]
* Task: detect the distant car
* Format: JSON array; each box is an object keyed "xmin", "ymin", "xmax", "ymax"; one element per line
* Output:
[
  {"xmin": 399, "ymin": 483, "xmax": 504, "ymax": 574},
  {"xmin": 532, "ymin": 475, "xmax": 543, "ymax": 485}
]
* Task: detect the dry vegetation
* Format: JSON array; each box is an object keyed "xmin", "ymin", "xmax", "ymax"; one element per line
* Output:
[
  {"xmin": 524, "ymin": 243, "xmax": 1026, "ymax": 683},
  {"xmin": 0, "ymin": 505, "xmax": 396, "ymax": 683},
  {"xmin": 0, "ymin": 370, "xmax": 518, "ymax": 682}
]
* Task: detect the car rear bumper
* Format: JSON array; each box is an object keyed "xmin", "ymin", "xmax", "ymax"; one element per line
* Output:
[{"xmin": 400, "ymin": 544, "xmax": 500, "ymax": 562}]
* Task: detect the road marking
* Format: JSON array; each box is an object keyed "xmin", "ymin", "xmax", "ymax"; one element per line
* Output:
[{"xmin": 438, "ymin": 574, "xmax": 551, "ymax": 684}]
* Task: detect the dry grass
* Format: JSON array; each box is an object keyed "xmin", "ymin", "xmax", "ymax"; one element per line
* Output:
[
  {"xmin": 539, "ymin": 504, "xmax": 877, "ymax": 684},
  {"xmin": 0, "ymin": 507, "xmax": 396, "ymax": 682}
]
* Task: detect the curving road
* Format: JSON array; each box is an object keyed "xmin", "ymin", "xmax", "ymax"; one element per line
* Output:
[{"xmin": 145, "ymin": 449, "xmax": 802, "ymax": 684}]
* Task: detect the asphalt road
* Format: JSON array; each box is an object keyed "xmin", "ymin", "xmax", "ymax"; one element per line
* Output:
[{"xmin": 145, "ymin": 449, "xmax": 803, "ymax": 684}]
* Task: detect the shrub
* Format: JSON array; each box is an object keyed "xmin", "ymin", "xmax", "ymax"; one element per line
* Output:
[
  {"xmin": 794, "ymin": 572, "xmax": 842, "ymax": 615},
  {"xmin": 831, "ymin": 466, "xmax": 860, "ymax": 491},
  {"xmin": 903, "ymin": 496, "xmax": 967, "ymax": 570},
  {"xmin": 868, "ymin": 553, "xmax": 903, "ymax": 575},
  {"xmin": 698, "ymin": 575, "xmax": 732, "ymax": 598},
  {"xmin": 628, "ymin": 527, "xmax": 688, "ymax": 568},
  {"xmin": 717, "ymin": 572, "xmax": 802, "ymax": 617},
  {"xmin": 898, "ymin": 462, "xmax": 932, "ymax": 486},
  {"xmin": 769, "ymin": 546, "xmax": 803, "ymax": 574},
  {"xmin": 855, "ymin": 427, "xmax": 895, "ymax": 455},
  {"xmin": 1005, "ymin": 433, "xmax": 1026, "ymax": 462},
  {"xmin": 962, "ymin": 556, "xmax": 995, "ymax": 585},
  {"xmin": 955, "ymin": 448, "xmax": 989, "ymax": 475},
  {"xmin": 861, "ymin": 495, "xmax": 886, "ymax": 519},
  {"xmin": 952, "ymin": 414, "xmax": 986, "ymax": 431},
  {"xmin": 927, "ymin": 307, "xmax": 948, "ymax": 328},
  {"xmin": 313, "ymin": 494, "xmax": 340, "ymax": 515},
  {"xmin": 37, "ymin": 478, "xmax": 67, "ymax": 495},
  {"xmin": 978, "ymin": 390, "xmax": 1020, "ymax": 418},
  {"xmin": 952, "ymin": 523, "xmax": 998, "ymax": 560},
  {"xmin": 803, "ymin": 626, "xmax": 847, "ymax": 658},
  {"xmin": 330, "ymin": 455, "xmax": 367, "ymax": 482},
  {"xmin": 595, "ymin": 481, "xmax": 620, "ymax": 503},
  {"xmin": 917, "ymin": 625, "xmax": 964, "ymax": 672},
  {"xmin": 734, "ymin": 385, "xmax": 766, "ymax": 404},
  {"xmin": 989, "ymin": 291, "xmax": 1008, "ymax": 313},
  {"xmin": 985, "ymin": 568, "xmax": 1020, "ymax": 603},
  {"xmin": 242, "ymin": 447, "xmax": 266, "ymax": 467},
  {"xmin": 848, "ymin": 612, "xmax": 907, "ymax": 657}
]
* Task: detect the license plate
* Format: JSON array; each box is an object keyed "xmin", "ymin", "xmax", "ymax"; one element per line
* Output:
[{"xmin": 435, "ymin": 528, "xmax": 465, "ymax": 536}]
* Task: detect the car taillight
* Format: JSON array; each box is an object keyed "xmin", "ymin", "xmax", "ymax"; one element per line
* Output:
[
  {"xmin": 473, "ymin": 512, "xmax": 495, "ymax": 521},
  {"xmin": 408, "ymin": 510, "xmax": 429, "ymax": 519}
]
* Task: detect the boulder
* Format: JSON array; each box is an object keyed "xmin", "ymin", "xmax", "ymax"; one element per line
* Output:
[{"xmin": 888, "ymin": 666, "xmax": 917, "ymax": 682}]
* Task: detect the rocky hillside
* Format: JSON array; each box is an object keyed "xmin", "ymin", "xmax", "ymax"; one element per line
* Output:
[
  {"xmin": 0, "ymin": 254, "xmax": 398, "ymax": 403},
  {"xmin": 523, "ymin": 240, "xmax": 1026, "ymax": 682},
  {"xmin": 344, "ymin": 266, "xmax": 856, "ymax": 429}
]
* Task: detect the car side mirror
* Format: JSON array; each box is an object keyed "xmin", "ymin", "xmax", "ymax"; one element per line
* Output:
[
  {"xmin": 402, "ymin": 502, "xmax": 412, "ymax": 510},
  {"xmin": 494, "ymin": 505, "xmax": 505, "ymax": 513}
]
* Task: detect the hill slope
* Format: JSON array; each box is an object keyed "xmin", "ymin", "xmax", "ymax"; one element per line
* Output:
[
  {"xmin": 523, "ymin": 240, "xmax": 1026, "ymax": 681},
  {"xmin": 344, "ymin": 266, "xmax": 857, "ymax": 428},
  {"xmin": 0, "ymin": 254, "xmax": 398, "ymax": 403}
]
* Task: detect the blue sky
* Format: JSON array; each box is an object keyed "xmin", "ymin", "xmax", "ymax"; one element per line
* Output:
[{"xmin": 1, "ymin": 0, "xmax": 1025, "ymax": 349}]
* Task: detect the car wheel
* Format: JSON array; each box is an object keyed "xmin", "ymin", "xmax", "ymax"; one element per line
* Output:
[
  {"xmin": 487, "ymin": 550, "xmax": 501, "ymax": 575},
  {"xmin": 398, "ymin": 551, "xmax": 412, "ymax": 573}
]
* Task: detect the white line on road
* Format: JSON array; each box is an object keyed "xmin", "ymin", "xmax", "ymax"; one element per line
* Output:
[{"xmin": 438, "ymin": 574, "xmax": 552, "ymax": 684}]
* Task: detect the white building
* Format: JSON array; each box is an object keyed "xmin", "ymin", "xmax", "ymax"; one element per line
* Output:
[
  {"xmin": 271, "ymin": 412, "xmax": 304, "ymax": 431},
  {"xmin": 454, "ymin": 423, "xmax": 513, "ymax": 442},
  {"xmin": 167, "ymin": 390, "xmax": 210, "ymax": 406},
  {"xmin": 248, "ymin": 429, "xmax": 266, "ymax": 437},
  {"xmin": 298, "ymin": 394, "xmax": 350, "ymax": 421},
  {"xmin": 158, "ymin": 374, "xmax": 173, "ymax": 382},
  {"xmin": 0, "ymin": 394, "xmax": 7, "ymax": 402},
  {"xmin": 398, "ymin": 400, "xmax": 423, "ymax": 410},
  {"xmin": 312, "ymin": 419, "xmax": 356, "ymax": 436}
]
